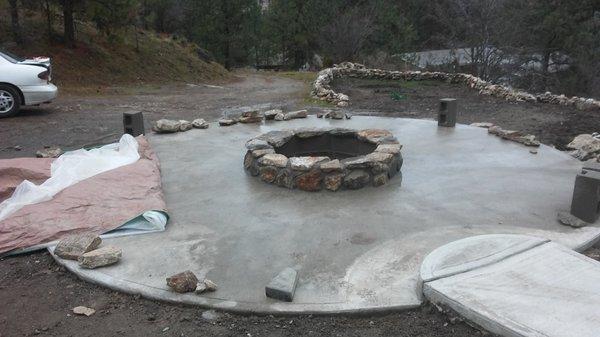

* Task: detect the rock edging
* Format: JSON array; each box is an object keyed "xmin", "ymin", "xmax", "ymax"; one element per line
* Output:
[{"xmin": 311, "ymin": 62, "xmax": 600, "ymax": 111}]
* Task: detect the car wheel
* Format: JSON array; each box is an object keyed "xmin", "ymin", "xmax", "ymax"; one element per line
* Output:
[{"xmin": 0, "ymin": 85, "xmax": 21, "ymax": 118}]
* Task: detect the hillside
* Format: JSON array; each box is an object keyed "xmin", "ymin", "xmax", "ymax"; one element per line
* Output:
[{"xmin": 0, "ymin": 6, "xmax": 229, "ymax": 93}]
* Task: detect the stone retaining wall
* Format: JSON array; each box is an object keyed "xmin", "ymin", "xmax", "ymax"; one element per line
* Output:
[
  {"xmin": 311, "ymin": 62, "xmax": 600, "ymax": 111},
  {"xmin": 243, "ymin": 128, "xmax": 403, "ymax": 191}
]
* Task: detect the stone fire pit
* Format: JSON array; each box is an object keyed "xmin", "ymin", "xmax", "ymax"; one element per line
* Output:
[{"xmin": 243, "ymin": 128, "xmax": 403, "ymax": 191}]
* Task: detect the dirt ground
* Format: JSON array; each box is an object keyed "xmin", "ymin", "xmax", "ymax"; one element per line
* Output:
[
  {"xmin": 334, "ymin": 78, "xmax": 600, "ymax": 149},
  {"xmin": 1, "ymin": 72, "xmax": 599, "ymax": 337},
  {"xmin": 0, "ymin": 252, "xmax": 484, "ymax": 337},
  {"xmin": 0, "ymin": 71, "xmax": 307, "ymax": 159}
]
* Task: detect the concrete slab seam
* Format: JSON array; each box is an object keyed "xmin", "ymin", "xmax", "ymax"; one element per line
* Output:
[{"xmin": 421, "ymin": 239, "xmax": 550, "ymax": 283}]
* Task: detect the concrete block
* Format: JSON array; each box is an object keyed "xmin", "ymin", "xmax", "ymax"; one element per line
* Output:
[
  {"xmin": 438, "ymin": 98, "xmax": 457, "ymax": 127},
  {"xmin": 123, "ymin": 111, "xmax": 145, "ymax": 136},
  {"xmin": 570, "ymin": 169, "xmax": 600, "ymax": 223},
  {"xmin": 265, "ymin": 267, "xmax": 298, "ymax": 302}
]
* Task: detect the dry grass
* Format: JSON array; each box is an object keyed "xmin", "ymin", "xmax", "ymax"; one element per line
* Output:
[{"xmin": 0, "ymin": 7, "xmax": 230, "ymax": 95}]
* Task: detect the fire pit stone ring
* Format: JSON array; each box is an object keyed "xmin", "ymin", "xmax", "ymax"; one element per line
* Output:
[{"xmin": 243, "ymin": 128, "xmax": 403, "ymax": 191}]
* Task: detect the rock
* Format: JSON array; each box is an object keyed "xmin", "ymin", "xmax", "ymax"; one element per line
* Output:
[
  {"xmin": 295, "ymin": 127, "xmax": 328, "ymax": 138},
  {"xmin": 218, "ymin": 118, "xmax": 237, "ymax": 126},
  {"xmin": 178, "ymin": 120, "xmax": 193, "ymax": 131},
  {"xmin": 54, "ymin": 234, "xmax": 102, "ymax": 260},
  {"xmin": 345, "ymin": 112, "xmax": 352, "ymax": 119},
  {"xmin": 259, "ymin": 166, "xmax": 278, "ymax": 183},
  {"xmin": 265, "ymin": 267, "xmax": 298, "ymax": 302},
  {"xmin": 290, "ymin": 156, "xmax": 329, "ymax": 171},
  {"xmin": 372, "ymin": 173, "xmax": 389, "ymax": 187},
  {"xmin": 13, "ymin": 145, "xmax": 21, "ymax": 151},
  {"xmin": 256, "ymin": 130, "xmax": 295, "ymax": 147},
  {"xmin": 283, "ymin": 110, "xmax": 308, "ymax": 120},
  {"xmin": 152, "ymin": 119, "xmax": 181, "ymax": 133},
  {"xmin": 258, "ymin": 154, "xmax": 288, "ymax": 168},
  {"xmin": 316, "ymin": 111, "xmax": 325, "ymax": 118},
  {"xmin": 239, "ymin": 116, "xmax": 263, "ymax": 123},
  {"xmin": 488, "ymin": 126, "xmax": 540, "ymax": 147},
  {"xmin": 274, "ymin": 112, "xmax": 286, "ymax": 121},
  {"xmin": 275, "ymin": 170, "xmax": 294, "ymax": 188},
  {"xmin": 73, "ymin": 306, "xmax": 96, "ymax": 317},
  {"xmin": 320, "ymin": 159, "xmax": 343, "ymax": 172},
  {"xmin": 245, "ymin": 139, "xmax": 272, "ymax": 151},
  {"xmin": 558, "ymin": 211, "xmax": 590, "ymax": 228},
  {"xmin": 324, "ymin": 173, "xmax": 344, "ymax": 191},
  {"xmin": 36, "ymin": 147, "xmax": 62, "ymax": 158},
  {"xmin": 375, "ymin": 144, "xmax": 402, "ymax": 154},
  {"xmin": 357, "ymin": 129, "xmax": 396, "ymax": 144},
  {"xmin": 251, "ymin": 148, "xmax": 275, "ymax": 158},
  {"xmin": 294, "ymin": 170, "xmax": 322, "ymax": 191},
  {"xmin": 470, "ymin": 122, "xmax": 494, "ymax": 128},
  {"xmin": 337, "ymin": 101, "xmax": 349, "ymax": 107},
  {"xmin": 326, "ymin": 110, "xmax": 344, "ymax": 119},
  {"xmin": 203, "ymin": 279, "xmax": 218, "ymax": 292},
  {"xmin": 243, "ymin": 151, "xmax": 254, "ymax": 170},
  {"xmin": 365, "ymin": 152, "xmax": 394, "ymax": 164},
  {"xmin": 78, "ymin": 246, "xmax": 122, "ymax": 269},
  {"xmin": 195, "ymin": 282, "xmax": 207, "ymax": 294},
  {"xmin": 192, "ymin": 118, "xmax": 209, "ymax": 129},
  {"xmin": 239, "ymin": 110, "xmax": 263, "ymax": 123},
  {"xmin": 166, "ymin": 270, "xmax": 199, "ymax": 293},
  {"xmin": 566, "ymin": 134, "xmax": 600, "ymax": 159},
  {"xmin": 344, "ymin": 170, "xmax": 370, "ymax": 189},
  {"xmin": 264, "ymin": 109, "xmax": 282, "ymax": 120}
]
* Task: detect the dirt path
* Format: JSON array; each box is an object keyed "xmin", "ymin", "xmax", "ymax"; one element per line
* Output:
[{"xmin": 0, "ymin": 72, "xmax": 306, "ymax": 159}]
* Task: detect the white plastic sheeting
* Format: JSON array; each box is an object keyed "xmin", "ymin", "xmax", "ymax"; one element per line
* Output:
[{"xmin": 0, "ymin": 134, "xmax": 140, "ymax": 222}]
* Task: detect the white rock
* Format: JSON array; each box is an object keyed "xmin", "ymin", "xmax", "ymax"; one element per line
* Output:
[
  {"xmin": 179, "ymin": 120, "xmax": 192, "ymax": 131},
  {"xmin": 153, "ymin": 119, "xmax": 181, "ymax": 133},
  {"xmin": 192, "ymin": 118, "xmax": 209, "ymax": 129},
  {"xmin": 73, "ymin": 306, "xmax": 96, "ymax": 316}
]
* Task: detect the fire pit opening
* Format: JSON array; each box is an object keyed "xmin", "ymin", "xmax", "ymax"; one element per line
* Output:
[
  {"xmin": 244, "ymin": 128, "xmax": 403, "ymax": 192},
  {"xmin": 274, "ymin": 134, "xmax": 377, "ymax": 160}
]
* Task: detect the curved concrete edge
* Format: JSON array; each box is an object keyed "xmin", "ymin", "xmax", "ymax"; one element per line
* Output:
[
  {"xmin": 48, "ymin": 247, "xmax": 420, "ymax": 316},
  {"xmin": 422, "ymin": 282, "xmax": 526, "ymax": 337},
  {"xmin": 420, "ymin": 234, "xmax": 550, "ymax": 282},
  {"xmin": 422, "ymin": 240, "xmax": 600, "ymax": 337}
]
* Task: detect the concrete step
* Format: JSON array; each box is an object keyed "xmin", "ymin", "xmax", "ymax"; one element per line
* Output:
[{"xmin": 421, "ymin": 234, "xmax": 600, "ymax": 337}]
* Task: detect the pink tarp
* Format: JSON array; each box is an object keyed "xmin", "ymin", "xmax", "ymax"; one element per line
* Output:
[{"xmin": 0, "ymin": 136, "xmax": 167, "ymax": 254}]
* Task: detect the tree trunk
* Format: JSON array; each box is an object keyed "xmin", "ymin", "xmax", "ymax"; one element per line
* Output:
[
  {"xmin": 541, "ymin": 50, "xmax": 551, "ymax": 90},
  {"xmin": 44, "ymin": 0, "xmax": 53, "ymax": 43},
  {"xmin": 8, "ymin": 0, "xmax": 23, "ymax": 45},
  {"xmin": 62, "ymin": 0, "xmax": 76, "ymax": 48}
]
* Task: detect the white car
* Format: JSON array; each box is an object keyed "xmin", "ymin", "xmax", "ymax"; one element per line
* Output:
[{"xmin": 0, "ymin": 50, "xmax": 58, "ymax": 117}]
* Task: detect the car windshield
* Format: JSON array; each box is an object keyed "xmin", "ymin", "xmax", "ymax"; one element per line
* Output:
[{"xmin": 0, "ymin": 50, "xmax": 25, "ymax": 63}]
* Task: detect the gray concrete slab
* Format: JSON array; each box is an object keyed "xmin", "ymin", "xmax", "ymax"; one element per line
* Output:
[
  {"xmin": 422, "ymin": 235, "xmax": 600, "ymax": 337},
  {"xmin": 50, "ymin": 116, "xmax": 600, "ymax": 314}
]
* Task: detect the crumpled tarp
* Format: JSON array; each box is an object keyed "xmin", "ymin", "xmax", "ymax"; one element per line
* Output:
[{"xmin": 0, "ymin": 136, "xmax": 167, "ymax": 255}]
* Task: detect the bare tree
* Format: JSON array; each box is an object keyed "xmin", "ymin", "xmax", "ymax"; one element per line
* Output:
[
  {"xmin": 318, "ymin": 6, "xmax": 375, "ymax": 63},
  {"xmin": 431, "ymin": 0, "xmax": 506, "ymax": 81}
]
